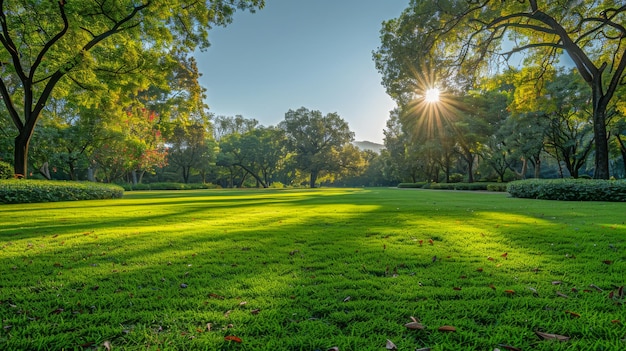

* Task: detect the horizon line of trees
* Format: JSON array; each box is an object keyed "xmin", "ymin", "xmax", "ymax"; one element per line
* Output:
[{"xmin": 1, "ymin": 66, "xmax": 625, "ymax": 187}]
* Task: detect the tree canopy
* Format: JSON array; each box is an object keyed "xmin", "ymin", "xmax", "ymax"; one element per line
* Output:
[
  {"xmin": 375, "ymin": 0, "xmax": 626, "ymax": 179},
  {"xmin": 0, "ymin": 0, "xmax": 264, "ymax": 177}
]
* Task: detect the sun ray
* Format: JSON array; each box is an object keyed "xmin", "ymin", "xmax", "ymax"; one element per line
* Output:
[{"xmin": 399, "ymin": 63, "xmax": 464, "ymax": 141}]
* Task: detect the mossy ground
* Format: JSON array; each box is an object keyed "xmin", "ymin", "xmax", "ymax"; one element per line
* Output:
[{"xmin": 1, "ymin": 188, "xmax": 624, "ymax": 350}]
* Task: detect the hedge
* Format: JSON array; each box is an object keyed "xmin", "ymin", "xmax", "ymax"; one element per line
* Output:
[
  {"xmin": 121, "ymin": 182, "xmax": 220, "ymax": 191},
  {"xmin": 506, "ymin": 178, "xmax": 626, "ymax": 202},
  {"xmin": 0, "ymin": 180, "xmax": 124, "ymax": 204},
  {"xmin": 397, "ymin": 182, "xmax": 429, "ymax": 189}
]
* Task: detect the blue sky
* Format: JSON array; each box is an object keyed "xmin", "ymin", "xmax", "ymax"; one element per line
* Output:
[{"xmin": 196, "ymin": 0, "xmax": 410, "ymax": 143}]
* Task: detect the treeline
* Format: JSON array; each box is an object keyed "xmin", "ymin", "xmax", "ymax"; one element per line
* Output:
[{"xmin": 1, "ymin": 69, "xmax": 625, "ymax": 186}]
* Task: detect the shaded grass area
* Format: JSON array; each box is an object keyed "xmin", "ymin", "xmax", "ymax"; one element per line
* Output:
[{"xmin": 1, "ymin": 188, "xmax": 625, "ymax": 350}]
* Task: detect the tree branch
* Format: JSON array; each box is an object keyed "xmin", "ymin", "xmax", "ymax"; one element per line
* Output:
[{"xmin": 29, "ymin": 1, "xmax": 70, "ymax": 81}]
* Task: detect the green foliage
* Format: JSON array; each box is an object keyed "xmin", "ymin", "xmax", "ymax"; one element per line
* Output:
[
  {"xmin": 122, "ymin": 182, "xmax": 213, "ymax": 191},
  {"xmin": 429, "ymin": 182, "xmax": 500, "ymax": 191},
  {"xmin": 486, "ymin": 183, "xmax": 508, "ymax": 192},
  {"xmin": 397, "ymin": 182, "xmax": 429, "ymax": 188},
  {"xmin": 0, "ymin": 180, "xmax": 123, "ymax": 203},
  {"xmin": 280, "ymin": 107, "xmax": 355, "ymax": 187},
  {"xmin": 507, "ymin": 179, "xmax": 626, "ymax": 201},
  {"xmin": 448, "ymin": 173, "xmax": 464, "ymax": 183},
  {"xmin": 0, "ymin": 160, "xmax": 13, "ymax": 179}
]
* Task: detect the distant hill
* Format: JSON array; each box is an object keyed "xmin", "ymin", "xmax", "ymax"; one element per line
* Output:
[{"xmin": 354, "ymin": 140, "xmax": 384, "ymax": 153}]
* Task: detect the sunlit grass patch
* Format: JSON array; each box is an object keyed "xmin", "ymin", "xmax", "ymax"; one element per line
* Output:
[{"xmin": 1, "ymin": 188, "xmax": 625, "ymax": 350}]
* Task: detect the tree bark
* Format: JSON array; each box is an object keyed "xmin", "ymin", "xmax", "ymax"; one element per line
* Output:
[
  {"xmin": 13, "ymin": 132, "xmax": 31, "ymax": 177},
  {"xmin": 591, "ymin": 91, "xmax": 610, "ymax": 179},
  {"xmin": 310, "ymin": 171, "xmax": 318, "ymax": 188}
]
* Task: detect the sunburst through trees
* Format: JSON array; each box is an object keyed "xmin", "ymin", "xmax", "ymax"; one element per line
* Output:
[{"xmin": 400, "ymin": 66, "xmax": 462, "ymax": 141}]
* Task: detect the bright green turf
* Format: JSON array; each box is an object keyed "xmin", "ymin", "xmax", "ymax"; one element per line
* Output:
[{"xmin": 1, "ymin": 188, "xmax": 624, "ymax": 350}]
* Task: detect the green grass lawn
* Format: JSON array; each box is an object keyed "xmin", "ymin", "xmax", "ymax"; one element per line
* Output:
[{"xmin": 1, "ymin": 188, "xmax": 625, "ymax": 350}]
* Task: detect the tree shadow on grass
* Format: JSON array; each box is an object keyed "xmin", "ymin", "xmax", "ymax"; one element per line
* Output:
[{"xmin": 1, "ymin": 188, "xmax": 624, "ymax": 350}]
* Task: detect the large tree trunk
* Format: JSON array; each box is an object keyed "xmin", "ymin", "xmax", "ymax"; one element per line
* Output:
[
  {"xmin": 591, "ymin": 71, "xmax": 610, "ymax": 179},
  {"xmin": 310, "ymin": 171, "xmax": 318, "ymax": 188},
  {"xmin": 591, "ymin": 106, "xmax": 610, "ymax": 179},
  {"xmin": 14, "ymin": 132, "xmax": 31, "ymax": 178},
  {"xmin": 617, "ymin": 136, "xmax": 626, "ymax": 176}
]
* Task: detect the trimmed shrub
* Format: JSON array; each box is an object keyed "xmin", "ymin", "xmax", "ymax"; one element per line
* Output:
[
  {"xmin": 0, "ymin": 180, "xmax": 124, "ymax": 204},
  {"xmin": 0, "ymin": 161, "xmax": 13, "ymax": 179},
  {"xmin": 449, "ymin": 173, "xmax": 464, "ymax": 183},
  {"xmin": 429, "ymin": 182, "xmax": 502, "ymax": 191},
  {"xmin": 121, "ymin": 182, "xmax": 217, "ymax": 191},
  {"xmin": 429, "ymin": 183, "xmax": 456, "ymax": 190},
  {"xmin": 487, "ymin": 183, "xmax": 508, "ymax": 192},
  {"xmin": 397, "ymin": 182, "xmax": 429, "ymax": 189},
  {"xmin": 507, "ymin": 178, "xmax": 626, "ymax": 201}
]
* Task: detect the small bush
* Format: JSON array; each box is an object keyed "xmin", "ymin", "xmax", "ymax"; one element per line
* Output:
[
  {"xmin": 429, "ymin": 183, "xmax": 456, "ymax": 190},
  {"xmin": 0, "ymin": 161, "xmax": 13, "ymax": 179},
  {"xmin": 0, "ymin": 180, "xmax": 124, "ymax": 203},
  {"xmin": 507, "ymin": 178, "xmax": 626, "ymax": 201},
  {"xmin": 429, "ymin": 182, "xmax": 501, "ymax": 191},
  {"xmin": 397, "ymin": 182, "xmax": 429, "ymax": 188},
  {"xmin": 487, "ymin": 183, "xmax": 508, "ymax": 192},
  {"xmin": 121, "ymin": 182, "xmax": 219, "ymax": 191},
  {"xmin": 448, "ymin": 173, "xmax": 464, "ymax": 183}
]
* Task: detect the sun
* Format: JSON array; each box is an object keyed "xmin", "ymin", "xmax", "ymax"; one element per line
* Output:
[{"xmin": 424, "ymin": 88, "xmax": 440, "ymax": 103}]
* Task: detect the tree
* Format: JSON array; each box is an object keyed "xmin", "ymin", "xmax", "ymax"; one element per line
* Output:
[
  {"xmin": 375, "ymin": 0, "xmax": 626, "ymax": 179},
  {"xmin": 383, "ymin": 110, "xmax": 429, "ymax": 182},
  {"xmin": 0, "ymin": 0, "xmax": 263, "ymax": 177},
  {"xmin": 538, "ymin": 72, "xmax": 595, "ymax": 178},
  {"xmin": 280, "ymin": 107, "xmax": 354, "ymax": 188},
  {"xmin": 167, "ymin": 122, "xmax": 215, "ymax": 183}
]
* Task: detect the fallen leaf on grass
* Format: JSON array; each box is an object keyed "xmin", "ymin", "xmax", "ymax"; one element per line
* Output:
[
  {"xmin": 489, "ymin": 284, "xmax": 496, "ymax": 290},
  {"xmin": 504, "ymin": 290, "xmax": 515, "ymax": 295},
  {"xmin": 343, "ymin": 296, "xmax": 351, "ymax": 302},
  {"xmin": 250, "ymin": 309, "xmax": 260, "ymax": 315},
  {"xmin": 565, "ymin": 310, "xmax": 581, "ymax": 318},
  {"xmin": 438, "ymin": 325, "xmax": 456, "ymax": 332},
  {"xmin": 476, "ymin": 267, "xmax": 483, "ymax": 272},
  {"xmin": 501, "ymin": 252, "xmax": 508, "ymax": 259},
  {"xmin": 497, "ymin": 344, "xmax": 522, "ymax": 351},
  {"xmin": 405, "ymin": 321, "xmax": 425, "ymax": 330},
  {"xmin": 611, "ymin": 319, "xmax": 621, "ymax": 324},
  {"xmin": 405, "ymin": 317, "xmax": 426, "ymax": 330},
  {"xmin": 327, "ymin": 347, "xmax": 339, "ymax": 351},
  {"xmin": 551, "ymin": 281, "xmax": 562, "ymax": 285},
  {"xmin": 590, "ymin": 284, "xmax": 603, "ymax": 292},
  {"xmin": 103, "ymin": 340, "xmax": 112, "ymax": 351},
  {"xmin": 385, "ymin": 339, "xmax": 397, "ymax": 350},
  {"xmin": 209, "ymin": 293, "xmax": 224, "ymax": 299},
  {"xmin": 602, "ymin": 260, "xmax": 613, "ymax": 265},
  {"xmin": 428, "ymin": 239, "xmax": 434, "ymax": 245},
  {"xmin": 535, "ymin": 331, "xmax": 570, "ymax": 342},
  {"xmin": 415, "ymin": 348, "xmax": 431, "ymax": 351},
  {"xmin": 556, "ymin": 291, "xmax": 569, "ymax": 298},
  {"xmin": 453, "ymin": 287, "xmax": 462, "ymax": 291},
  {"xmin": 224, "ymin": 335, "xmax": 242, "ymax": 343},
  {"xmin": 49, "ymin": 308, "xmax": 64, "ymax": 315}
]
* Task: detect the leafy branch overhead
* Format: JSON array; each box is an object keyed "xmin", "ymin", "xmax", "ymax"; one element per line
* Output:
[
  {"xmin": 375, "ymin": 0, "xmax": 626, "ymax": 179},
  {"xmin": 0, "ymin": 0, "xmax": 264, "ymax": 177}
]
